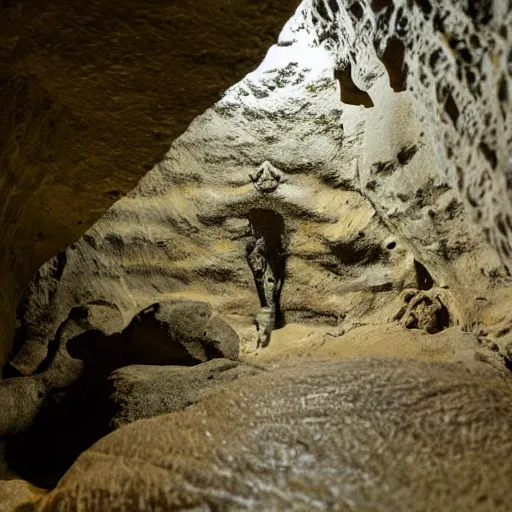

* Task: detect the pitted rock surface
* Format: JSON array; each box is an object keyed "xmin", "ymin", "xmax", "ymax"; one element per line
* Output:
[
  {"xmin": 38, "ymin": 358, "xmax": 512, "ymax": 511},
  {"xmin": 2, "ymin": 4, "xmax": 512, "ymax": 508},
  {"xmin": 298, "ymin": 0, "xmax": 511, "ymax": 268}
]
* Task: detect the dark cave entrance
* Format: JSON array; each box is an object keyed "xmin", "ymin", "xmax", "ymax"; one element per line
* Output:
[{"xmin": 246, "ymin": 209, "xmax": 287, "ymax": 330}]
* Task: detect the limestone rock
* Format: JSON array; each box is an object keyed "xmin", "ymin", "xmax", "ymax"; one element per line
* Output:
[
  {"xmin": 128, "ymin": 300, "xmax": 240, "ymax": 365},
  {"xmin": 0, "ymin": 375, "xmax": 46, "ymax": 438},
  {"xmin": 0, "ymin": 0, "xmax": 300, "ymax": 367},
  {"xmin": 0, "ymin": 299, "xmax": 238, "ymax": 445},
  {"xmin": 12, "ymin": 53, "xmax": 423, "ymax": 375},
  {"xmin": 0, "ymin": 339, "xmax": 84, "ymax": 439},
  {"xmin": 203, "ymin": 316, "xmax": 240, "ymax": 361},
  {"xmin": 109, "ymin": 359, "xmax": 260, "ymax": 430},
  {"xmin": 392, "ymin": 288, "xmax": 451, "ymax": 334},
  {"xmin": 294, "ymin": 0, "xmax": 511, "ymax": 268},
  {"xmin": 37, "ymin": 358, "xmax": 512, "ymax": 511}
]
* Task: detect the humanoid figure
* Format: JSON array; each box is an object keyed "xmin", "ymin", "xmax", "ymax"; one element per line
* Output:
[{"xmin": 246, "ymin": 233, "xmax": 284, "ymax": 348}]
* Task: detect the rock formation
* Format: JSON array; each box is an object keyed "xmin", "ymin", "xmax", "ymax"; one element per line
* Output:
[
  {"xmin": 0, "ymin": 299, "xmax": 239, "ymax": 439},
  {"xmin": 11, "ymin": 0, "xmax": 511, "ymax": 372},
  {"xmin": 6, "ymin": 47, "xmax": 429, "ymax": 375},
  {"xmin": 109, "ymin": 359, "xmax": 259, "ymax": 430},
  {"xmin": 37, "ymin": 358, "xmax": 512, "ymax": 511}
]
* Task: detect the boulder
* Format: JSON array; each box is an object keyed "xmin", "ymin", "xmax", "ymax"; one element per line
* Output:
[
  {"xmin": 128, "ymin": 300, "xmax": 240, "ymax": 365},
  {"xmin": 109, "ymin": 359, "xmax": 259, "ymax": 430}
]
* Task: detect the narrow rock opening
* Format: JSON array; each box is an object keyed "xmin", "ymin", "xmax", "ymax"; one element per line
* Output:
[
  {"xmin": 414, "ymin": 259, "xmax": 434, "ymax": 290},
  {"xmin": 327, "ymin": 0, "xmax": 340, "ymax": 15},
  {"xmin": 349, "ymin": 1, "xmax": 364, "ymax": 20},
  {"xmin": 435, "ymin": 300, "xmax": 451, "ymax": 332},
  {"xmin": 334, "ymin": 63, "xmax": 374, "ymax": 108},
  {"xmin": 378, "ymin": 38, "xmax": 407, "ymax": 92},
  {"xmin": 370, "ymin": 0, "xmax": 393, "ymax": 12},
  {"xmin": 246, "ymin": 209, "xmax": 287, "ymax": 346},
  {"xmin": 479, "ymin": 141, "xmax": 498, "ymax": 170},
  {"xmin": 414, "ymin": 0, "xmax": 432, "ymax": 16},
  {"xmin": 443, "ymin": 92, "xmax": 460, "ymax": 128},
  {"xmin": 397, "ymin": 143, "xmax": 419, "ymax": 165}
]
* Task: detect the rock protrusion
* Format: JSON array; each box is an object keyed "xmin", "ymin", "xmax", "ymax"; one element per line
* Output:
[
  {"xmin": 392, "ymin": 288, "xmax": 451, "ymax": 334},
  {"xmin": 109, "ymin": 359, "xmax": 260, "ymax": 430},
  {"xmin": 130, "ymin": 300, "xmax": 240, "ymax": 364},
  {"xmin": 0, "ymin": 300, "xmax": 240, "ymax": 488}
]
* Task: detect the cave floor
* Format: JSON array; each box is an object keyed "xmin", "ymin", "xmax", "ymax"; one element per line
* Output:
[{"xmin": 1, "ymin": 322, "xmax": 509, "ymax": 511}]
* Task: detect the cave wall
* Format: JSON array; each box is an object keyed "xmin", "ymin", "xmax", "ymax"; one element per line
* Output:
[
  {"xmin": 0, "ymin": 0, "xmax": 299, "ymax": 367},
  {"xmin": 12, "ymin": 0, "xmax": 511, "ymax": 373},
  {"xmin": 6, "ymin": 0, "xmax": 512, "ymax": 373},
  {"xmin": 12, "ymin": 47, "xmax": 418, "ymax": 373},
  {"xmin": 293, "ymin": 0, "xmax": 512, "ymax": 273}
]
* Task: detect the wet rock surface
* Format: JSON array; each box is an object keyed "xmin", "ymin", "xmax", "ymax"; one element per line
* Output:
[{"xmin": 37, "ymin": 358, "xmax": 512, "ymax": 511}]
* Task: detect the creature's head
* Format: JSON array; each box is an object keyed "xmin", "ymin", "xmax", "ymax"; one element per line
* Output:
[{"xmin": 249, "ymin": 161, "xmax": 287, "ymax": 193}]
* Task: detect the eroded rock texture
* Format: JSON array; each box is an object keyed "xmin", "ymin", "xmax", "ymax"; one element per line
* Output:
[
  {"xmin": 12, "ymin": 0, "xmax": 512, "ymax": 373},
  {"xmin": 0, "ymin": 299, "xmax": 239, "ymax": 438},
  {"xmin": 298, "ymin": 0, "xmax": 511, "ymax": 261},
  {"xmin": 37, "ymin": 359, "xmax": 512, "ymax": 511},
  {"xmin": 0, "ymin": 302, "xmax": 240, "ymax": 491},
  {"xmin": 0, "ymin": 0, "xmax": 299, "ymax": 367},
  {"xmin": 2, "ymin": 1, "xmax": 511, "ymax": 508},
  {"xmin": 12, "ymin": 64, "xmax": 423, "ymax": 374}
]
